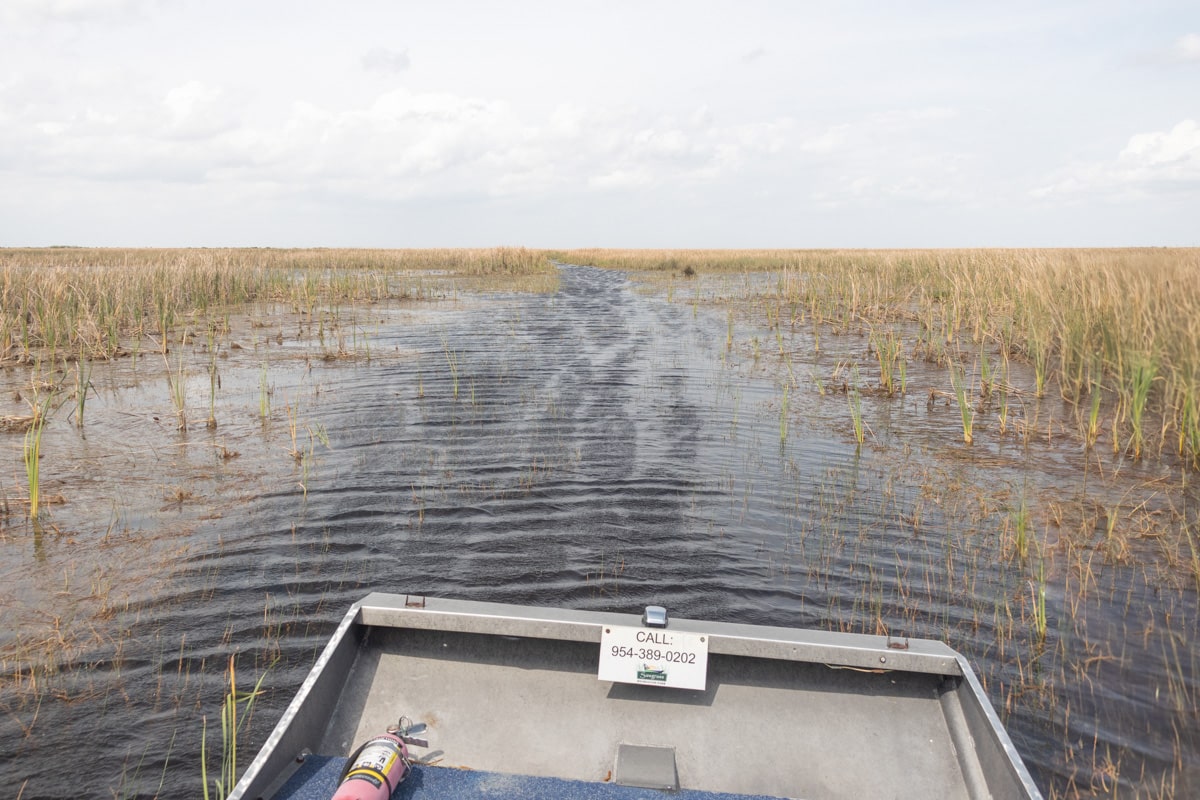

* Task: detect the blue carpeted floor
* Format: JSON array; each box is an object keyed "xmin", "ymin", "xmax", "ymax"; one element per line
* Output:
[{"xmin": 274, "ymin": 755, "xmax": 787, "ymax": 800}]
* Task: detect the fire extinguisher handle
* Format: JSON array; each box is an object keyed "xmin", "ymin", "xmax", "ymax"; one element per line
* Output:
[
  {"xmin": 337, "ymin": 740, "xmax": 373, "ymax": 785},
  {"xmin": 337, "ymin": 739, "xmax": 400, "ymax": 797}
]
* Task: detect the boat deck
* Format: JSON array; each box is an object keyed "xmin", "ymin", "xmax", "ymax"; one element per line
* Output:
[
  {"xmin": 274, "ymin": 755, "xmax": 784, "ymax": 800},
  {"xmin": 235, "ymin": 594, "xmax": 1040, "ymax": 800}
]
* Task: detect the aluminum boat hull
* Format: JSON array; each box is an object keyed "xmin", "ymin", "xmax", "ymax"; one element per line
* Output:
[{"xmin": 231, "ymin": 593, "xmax": 1041, "ymax": 800}]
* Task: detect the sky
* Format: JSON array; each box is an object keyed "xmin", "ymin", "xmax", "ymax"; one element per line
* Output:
[{"xmin": 1, "ymin": 0, "xmax": 1197, "ymax": 248}]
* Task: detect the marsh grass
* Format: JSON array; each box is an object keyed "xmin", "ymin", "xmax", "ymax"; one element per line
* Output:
[
  {"xmin": 1031, "ymin": 560, "xmax": 1048, "ymax": 646},
  {"xmin": 3, "ymin": 247, "xmax": 1196, "ymax": 797},
  {"xmin": 206, "ymin": 328, "xmax": 220, "ymax": 430},
  {"xmin": 443, "ymin": 339, "xmax": 461, "ymax": 400},
  {"xmin": 201, "ymin": 655, "xmax": 272, "ymax": 800},
  {"xmin": 284, "ymin": 398, "xmax": 301, "ymax": 461},
  {"xmin": 870, "ymin": 327, "xmax": 903, "ymax": 396},
  {"xmin": 950, "ymin": 363, "xmax": 975, "ymax": 445},
  {"xmin": 0, "ymin": 247, "xmax": 552, "ymax": 366},
  {"xmin": 978, "ymin": 343, "xmax": 994, "ymax": 399},
  {"xmin": 779, "ymin": 383, "xmax": 789, "ymax": 442},
  {"xmin": 22, "ymin": 396, "xmax": 51, "ymax": 518},
  {"xmin": 1085, "ymin": 382, "xmax": 1103, "ymax": 449},
  {"xmin": 298, "ymin": 422, "xmax": 330, "ymax": 498},
  {"xmin": 258, "ymin": 362, "xmax": 271, "ymax": 420},
  {"xmin": 1182, "ymin": 392, "xmax": 1200, "ymax": 468},
  {"xmin": 73, "ymin": 344, "xmax": 92, "ymax": 428},
  {"xmin": 1125, "ymin": 353, "xmax": 1157, "ymax": 459},
  {"xmin": 1028, "ymin": 327, "xmax": 1051, "ymax": 399},
  {"xmin": 165, "ymin": 347, "xmax": 188, "ymax": 431},
  {"xmin": 1010, "ymin": 491, "xmax": 1031, "ymax": 561},
  {"xmin": 848, "ymin": 389, "xmax": 865, "ymax": 446},
  {"xmin": 1185, "ymin": 521, "xmax": 1200, "ymax": 595},
  {"xmin": 112, "ymin": 728, "xmax": 176, "ymax": 800},
  {"xmin": 574, "ymin": 250, "xmax": 1198, "ymax": 792},
  {"xmin": 570, "ymin": 248, "xmax": 1200, "ymax": 468}
]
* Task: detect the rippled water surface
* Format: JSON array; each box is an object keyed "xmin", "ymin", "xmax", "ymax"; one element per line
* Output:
[{"xmin": 1, "ymin": 265, "xmax": 1196, "ymax": 798}]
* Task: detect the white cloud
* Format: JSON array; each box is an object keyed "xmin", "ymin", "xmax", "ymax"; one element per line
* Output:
[
  {"xmin": 549, "ymin": 104, "xmax": 586, "ymax": 137},
  {"xmin": 1121, "ymin": 119, "xmax": 1200, "ymax": 169},
  {"xmin": 1, "ymin": 0, "xmax": 157, "ymax": 23},
  {"xmin": 799, "ymin": 124, "xmax": 850, "ymax": 155},
  {"xmin": 4, "ymin": 3, "xmax": 1197, "ymax": 246},
  {"xmin": 739, "ymin": 46, "xmax": 767, "ymax": 65},
  {"xmin": 162, "ymin": 81, "xmax": 235, "ymax": 139},
  {"xmin": 798, "ymin": 109, "xmax": 957, "ymax": 155},
  {"xmin": 795, "ymin": 109, "xmax": 974, "ymax": 207},
  {"xmin": 362, "ymin": 47, "xmax": 411, "ymax": 74},
  {"xmin": 1169, "ymin": 33, "xmax": 1200, "ymax": 63},
  {"xmin": 6, "ymin": 74, "xmax": 974, "ymax": 210},
  {"xmin": 589, "ymin": 168, "xmax": 653, "ymax": 190},
  {"xmin": 1033, "ymin": 120, "xmax": 1200, "ymax": 198},
  {"xmin": 1, "ymin": 66, "xmax": 802, "ymax": 202}
]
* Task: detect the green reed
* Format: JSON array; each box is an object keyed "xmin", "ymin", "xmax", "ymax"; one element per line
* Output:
[
  {"xmin": 165, "ymin": 347, "xmax": 188, "ymax": 431},
  {"xmin": 1010, "ymin": 491, "xmax": 1031, "ymax": 561},
  {"xmin": 258, "ymin": 362, "xmax": 271, "ymax": 420},
  {"xmin": 443, "ymin": 339, "xmax": 461, "ymax": 400},
  {"xmin": 1181, "ymin": 389, "xmax": 1200, "ymax": 467},
  {"xmin": 298, "ymin": 422, "xmax": 330, "ymax": 498},
  {"xmin": 950, "ymin": 363, "xmax": 974, "ymax": 444},
  {"xmin": 978, "ymin": 343, "xmax": 994, "ymax": 398},
  {"xmin": 1126, "ymin": 353, "xmax": 1157, "ymax": 459},
  {"xmin": 847, "ymin": 366, "xmax": 865, "ymax": 445},
  {"xmin": 284, "ymin": 397, "xmax": 300, "ymax": 460},
  {"xmin": 201, "ymin": 655, "xmax": 272, "ymax": 800},
  {"xmin": 779, "ymin": 383, "xmax": 789, "ymax": 442},
  {"xmin": 1027, "ymin": 327, "xmax": 1050, "ymax": 399},
  {"xmin": 112, "ymin": 728, "xmax": 175, "ymax": 800},
  {"xmin": 1026, "ymin": 558, "xmax": 1047, "ymax": 648},
  {"xmin": 206, "ymin": 327, "xmax": 219, "ymax": 430},
  {"xmin": 848, "ymin": 389, "xmax": 865, "ymax": 446},
  {"xmin": 23, "ymin": 397, "xmax": 51, "ymax": 518},
  {"xmin": 1185, "ymin": 519, "xmax": 1200, "ymax": 594},
  {"xmin": 870, "ymin": 328, "xmax": 903, "ymax": 396},
  {"xmin": 1085, "ymin": 381, "xmax": 1103, "ymax": 449},
  {"xmin": 74, "ymin": 343, "xmax": 92, "ymax": 428}
]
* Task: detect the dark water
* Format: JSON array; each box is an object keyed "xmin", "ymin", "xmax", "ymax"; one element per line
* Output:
[{"xmin": 1, "ymin": 265, "xmax": 1196, "ymax": 798}]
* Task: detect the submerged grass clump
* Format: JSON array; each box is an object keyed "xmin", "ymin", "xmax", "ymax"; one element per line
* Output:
[{"xmin": 869, "ymin": 327, "xmax": 904, "ymax": 397}]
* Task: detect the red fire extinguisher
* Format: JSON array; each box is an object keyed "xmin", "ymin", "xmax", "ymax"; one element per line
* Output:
[{"xmin": 331, "ymin": 718, "xmax": 427, "ymax": 800}]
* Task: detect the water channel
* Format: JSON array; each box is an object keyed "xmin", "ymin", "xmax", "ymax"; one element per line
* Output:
[{"xmin": 1, "ymin": 265, "xmax": 1196, "ymax": 798}]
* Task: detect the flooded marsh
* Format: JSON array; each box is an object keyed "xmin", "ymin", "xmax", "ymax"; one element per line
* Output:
[{"xmin": 1, "ymin": 250, "xmax": 1197, "ymax": 798}]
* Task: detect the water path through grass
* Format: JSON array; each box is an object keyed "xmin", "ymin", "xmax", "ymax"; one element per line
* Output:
[{"xmin": 1, "ymin": 265, "xmax": 1195, "ymax": 798}]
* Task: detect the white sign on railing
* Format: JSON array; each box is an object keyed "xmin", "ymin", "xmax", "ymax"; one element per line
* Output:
[{"xmin": 598, "ymin": 625, "xmax": 709, "ymax": 690}]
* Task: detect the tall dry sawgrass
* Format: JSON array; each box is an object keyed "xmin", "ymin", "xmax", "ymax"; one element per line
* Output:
[
  {"xmin": 0, "ymin": 247, "xmax": 552, "ymax": 362},
  {"xmin": 560, "ymin": 247, "xmax": 1200, "ymax": 465}
]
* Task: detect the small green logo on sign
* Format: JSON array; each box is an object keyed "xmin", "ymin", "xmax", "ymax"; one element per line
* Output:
[{"xmin": 637, "ymin": 667, "xmax": 667, "ymax": 683}]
